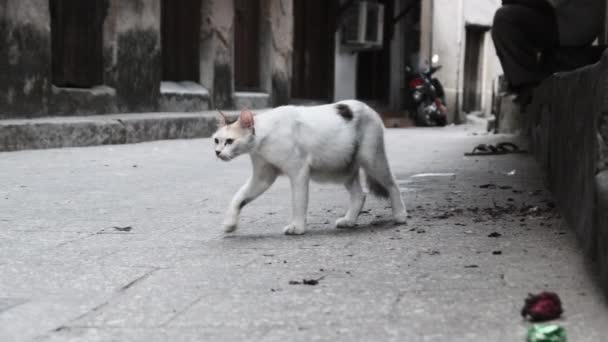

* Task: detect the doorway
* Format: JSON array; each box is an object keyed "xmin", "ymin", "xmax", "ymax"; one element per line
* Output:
[
  {"xmin": 462, "ymin": 25, "xmax": 489, "ymax": 113},
  {"xmin": 234, "ymin": 0, "xmax": 261, "ymax": 91},
  {"xmin": 291, "ymin": 0, "xmax": 337, "ymax": 101},
  {"xmin": 161, "ymin": 0, "xmax": 202, "ymax": 82},
  {"xmin": 356, "ymin": 0, "xmax": 393, "ymax": 106},
  {"xmin": 50, "ymin": 0, "xmax": 105, "ymax": 88}
]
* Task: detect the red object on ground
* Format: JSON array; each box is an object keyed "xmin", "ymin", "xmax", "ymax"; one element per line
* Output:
[{"xmin": 521, "ymin": 292, "xmax": 564, "ymax": 322}]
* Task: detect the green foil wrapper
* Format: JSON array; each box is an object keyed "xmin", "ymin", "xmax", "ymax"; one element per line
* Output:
[{"xmin": 526, "ymin": 324, "xmax": 567, "ymax": 342}]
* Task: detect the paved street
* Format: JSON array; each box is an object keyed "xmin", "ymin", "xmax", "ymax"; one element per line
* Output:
[{"xmin": 1, "ymin": 124, "xmax": 607, "ymax": 341}]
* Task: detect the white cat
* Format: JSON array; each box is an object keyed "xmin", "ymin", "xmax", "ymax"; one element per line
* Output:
[{"xmin": 212, "ymin": 100, "xmax": 408, "ymax": 235}]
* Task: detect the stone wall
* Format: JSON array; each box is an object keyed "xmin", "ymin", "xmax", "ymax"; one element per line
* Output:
[
  {"xmin": 0, "ymin": 0, "xmax": 52, "ymax": 118},
  {"xmin": 0, "ymin": 0, "xmax": 294, "ymax": 117},
  {"xmin": 0, "ymin": 0, "xmax": 162, "ymax": 117},
  {"xmin": 104, "ymin": 0, "xmax": 161, "ymax": 113},
  {"xmin": 200, "ymin": 0, "xmax": 234, "ymax": 109},
  {"xmin": 260, "ymin": 0, "xmax": 292, "ymax": 106},
  {"xmin": 526, "ymin": 51, "xmax": 608, "ymax": 295}
]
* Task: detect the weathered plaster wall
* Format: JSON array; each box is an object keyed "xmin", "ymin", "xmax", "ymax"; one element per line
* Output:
[
  {"xmin": 0, "ymin": 0, "xmax": 161, "ymax": 117},
  {"xmin": 0, "ymin": 0, "xmax": 290, "ymax": 116},
  {"xmin": 334, "ymin": 31, "xmax": 358, "ymax": 102},
  {"xmin": 389, "ymin": 0, "xmax": 409, "ymax": 110},
  {"xmin": 104, "ymin": 0, "xmax": 161, "ymax": 112},
  {"xmin": 430, "ymin": 0, "xmax": 502, "ymax": 121},
  {"xmin": 260, "ymin": 0, "xmax": 292, "ymax": 106},
  {"xmin": 0, "ymin": 0, "xmax": 51, "ymax": 118},
  {"xmin": 200, "ymin": 0, "xmax": 234, "ymax": 109}
]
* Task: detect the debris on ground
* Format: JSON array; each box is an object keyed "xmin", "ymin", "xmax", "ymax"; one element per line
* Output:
[
  {"xmin": 488, "ymin": 232, "xmax": 502, "ymax": 238},
  {"xmin": 492, "ymin": 250, "xmax": 502, "ymax": 255},
  {"xmin": 434, "ymin": 212, "xmax": 452, "ymax": 219},
  {"xmin": 113, "ymin": 226, "xmax": 132, "ymax": 232},
  {"xmin": 464, "ymin": 264, "xmax": 479, "ymax": 268},
  {"xmin": 423, "ymin": 201, "xmax": 558, "ymax": 224},
  {"xmin": 289, "ymin": 276, "xmax": 325, "ymax": 286},
  {"xmin": 526, "ymin": 324, "xmax": 567, "ymax": 342},
  {"xmin": 521, "ymin": 292, "xmax": 563, "ymax": 322}
]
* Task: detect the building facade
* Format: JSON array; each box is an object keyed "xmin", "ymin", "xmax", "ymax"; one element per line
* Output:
[
  {"xmin": 1, "ymin": 0, "xmax": 507, "ymax": 123},
  {"xmin": 0, "ymin": 0, "xmax": 292, "ymax": 119},
  {"xmin": 421, "ymin": 0, "xmax": 503, "ymax": 123}
]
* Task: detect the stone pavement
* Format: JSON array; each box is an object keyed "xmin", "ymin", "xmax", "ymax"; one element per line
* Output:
[{"xmin": 1, "ymin": 124, "xmax": 607, "ymax": 341}]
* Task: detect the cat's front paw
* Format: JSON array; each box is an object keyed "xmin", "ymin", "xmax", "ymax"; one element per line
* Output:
[
  {"xmin": 335, "ymin": 217, "xmax": 356, "ymax": 229},
  {"xmin": 394, "ymin": 212, "xmax": 408, "ymax": 225},
  {"xmin": 223, "ymin": 218, "xmax": 239, "ymax": 233},
  {"xmin": 283, "ymin": 223, "xmax": 306, "ymax": 235}
]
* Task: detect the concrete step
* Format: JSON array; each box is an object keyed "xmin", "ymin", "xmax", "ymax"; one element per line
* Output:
[
  {"xmin": 159, "ymin": 81, "xmax": 211, "ymax": 112},
  {"xmin": 233, "ymin": 92, "xmax": 270, "ymax": 109},
  {"xmin": 465, "ymin": 113, "xmax": 495, "ymax": 132},
  {"xmin": 496, "ymin": 93, "xmax": 523, "ymax": 134},
  {"xmin": 0, "ymin": 111, "xmax": 243, "ymax": 152}
]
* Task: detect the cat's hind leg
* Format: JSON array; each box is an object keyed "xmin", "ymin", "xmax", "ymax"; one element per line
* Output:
[
  {"xmin": 360, "ymin": 134, "xmax": 408, "ymax": 224},
  {"xmin": 223, "ymin": 160, "xmax": 278, "ymax": 233},
  {"xmin": 336, "ymin": 172, "xmax": 366, "ymax": 228}
]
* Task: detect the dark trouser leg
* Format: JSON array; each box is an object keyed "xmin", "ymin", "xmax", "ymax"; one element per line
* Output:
[{"xmin": 491, "ymin": 4, "xmax": 559, "ymax": 90}]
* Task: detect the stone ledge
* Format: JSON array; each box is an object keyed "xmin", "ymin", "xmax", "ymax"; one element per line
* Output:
[
  {"xmin": 525, "ymin": 51, "xmax": 608, "ymax": 296},
  {"xmin": 159, "ymin": 81, "xmax": 210, "ymax": 112},
  {"xmin": 596, "ymin": 171, "xmax": 608, "ymax": 289},
  {"xmin": 495, "ymin": 94, "xmax": 522, "ymax": 134},
  {"xmin": 49, "ymin": 85, "xmax": 118, "ymax": 115},
  {"xmin": 0, "ymin": 112, "xmax": 233, "ymax": 152},
  {"xmin": 233, "ymin": 92, "xmax": 270, "ymax": 109},
  {"xmin": 465, "ymin": 112, "xmax": 495, "ymax": 132}
]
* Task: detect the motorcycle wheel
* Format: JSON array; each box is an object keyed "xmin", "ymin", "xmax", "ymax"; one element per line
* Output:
[
  {"xmin": 434, "ymin": 114, "xmax": 447, "ymax": 127},
  {"xmin": 415, "ymin": 103, "xmax": 433, "ymax": 127}
]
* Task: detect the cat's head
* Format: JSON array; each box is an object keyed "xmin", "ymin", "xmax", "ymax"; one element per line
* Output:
[{"xmin": 212, "ymin": 109, "xmax": 256, "ymax": 161}]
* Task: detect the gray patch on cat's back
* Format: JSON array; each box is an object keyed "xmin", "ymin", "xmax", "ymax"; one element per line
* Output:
[{"xmin": 336, "ymin": 103, "xmax": 353, "ymax": 120}]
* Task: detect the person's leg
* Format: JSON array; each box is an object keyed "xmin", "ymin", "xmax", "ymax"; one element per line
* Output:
[{"xmin": 492, "ymin": 4, "xmax": 559, "ymax": 91}]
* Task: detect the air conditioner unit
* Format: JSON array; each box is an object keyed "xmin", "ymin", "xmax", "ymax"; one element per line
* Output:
[{"xmin": 342, "ymin": 1, "xmax": 385, "ymax": 49}]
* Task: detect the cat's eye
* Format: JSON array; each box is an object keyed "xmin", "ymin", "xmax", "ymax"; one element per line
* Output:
[
  {"xmin": 214, "ymin": 138, "xmax": 219, "ymax": 144},
  {"xmin": 225, "ymin": 139, "xmax": 234, "ymax": 145}
]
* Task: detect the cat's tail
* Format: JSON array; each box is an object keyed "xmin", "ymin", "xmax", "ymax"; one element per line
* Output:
[{"xmin": 365, "ymin": 173, "xmax": 390, "ymax": 198}]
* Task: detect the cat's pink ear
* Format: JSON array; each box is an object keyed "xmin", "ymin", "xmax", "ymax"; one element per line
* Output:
[
  {"xmin": 239, "ymin": 108, "xmax": 254, "ymax": 130},
  {"xmin": 217, "ymin": 109, "xmax": 228, "ymax": 127}
]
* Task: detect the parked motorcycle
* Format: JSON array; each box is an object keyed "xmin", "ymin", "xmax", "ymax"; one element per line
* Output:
[{"xmin": 406, "ymin": 55, "xmax": 447, "ymax": 127}]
